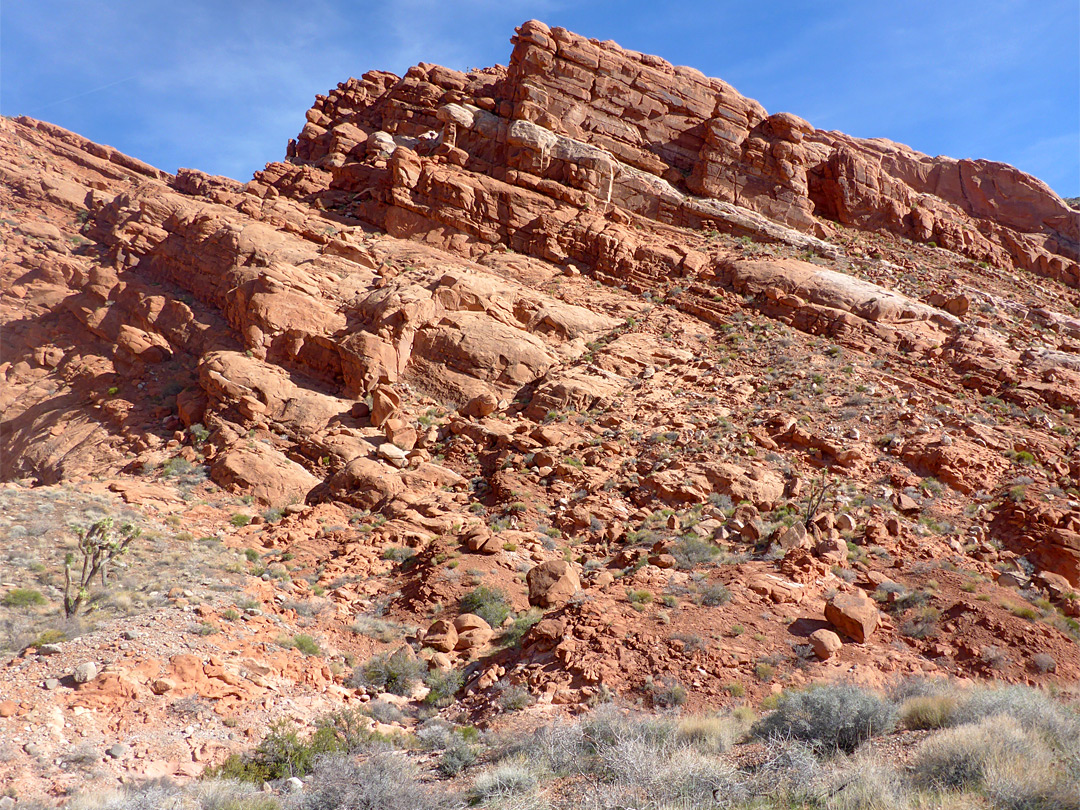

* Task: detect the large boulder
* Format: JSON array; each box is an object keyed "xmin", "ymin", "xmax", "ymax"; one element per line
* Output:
[
  {"xmin": 423, "ymin": 619, "xmax": 458, "ymax": 653},
  {"xmin": 527, "ymin": 560, "xmax": 581, "ymax": 608},
  {"xmin": 210, "ymin": 445, "xmax": 320, "ymax": 506},
  {"xmin": 825, "ymin": 591, "xmax": 879, "ymax": 643},
  {"xmin": 452, "ymin": 614, "xmax": 493, "ymax": 650}
]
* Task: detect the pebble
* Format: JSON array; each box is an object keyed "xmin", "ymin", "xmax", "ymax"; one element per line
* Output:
[
  {"xmin": 107, "ymin": 743, "xmax": 130, "ymax": 759},
  {"xmin": 44, "ymin": 678, "xmax": 59, "ymax": 690}
]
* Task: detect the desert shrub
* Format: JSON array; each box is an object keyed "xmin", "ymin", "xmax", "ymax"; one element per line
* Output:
[
  {"xmin": 470, "ymin": 757, "xmax": 539, "ymax": 802},
  {"xmin": 382, "ymin": 546, "xmax": 415, "ymax": 564},
  {"xmin": 2, "ymin": 588, "xmax": 46, "ymax": 608},
  {"xmin": 698, "ymin": 582, "xmax": 731, "ymax": 606},
  {"xmin": 67, "ymin": 781, "xmax": 283, "ymax": 810},
  {"xmin": 437, "ymin": 731, "xmax": 481, "ymax": 776},
  {"xmin": 350, "ymin": 615, "xmax": 409, "ymax": 643},
  {"xmin": 302, "ymin": 752, "xmax": 450, "ymax": 810},
  {"xmin": 495, "ymin": 682, "xmax": 533, "ymax": 712},
  {"xmin": 291, "ymin": 634, "xmax": 320, "ymax": 656},
  {"xmin": 1030, "ymin": 652, "xmax": 1057, "ymax": 674},
  {"xmin": 743, "ymin": 739, "xmax": 827, "ymax": 804},
  {"xmin": 950, "ymin": 685, "xmax": 1080, "ymax": 746},
  {"xmin": 751, "ymin": 683, "xmax": 897, "ymax": 754},
  {"xmin": 900, "ymin": 695, "xmax": 957, "ymax": 730},
  {"xmin": 424, "ymin": 667, "xmax": 464, "ymax": 707},
  {"xmin": 361, "ymin": 699, "xmax": 403, "ymax": 724},
  {"xmin": 888, "ymin": 676, "xmax": 954, "ymax": 702},
  {"xmin": 899, "ymin": 606, "xmax": 940, "ymax": 639},
  {"xmin": 528, "ymin": 720, "xmax": 588, "ymax": 776},
  {"xmin": 211, "ymin": 720, "xmax": 347, "ymax": 782},
  {"xmin": 826, "ymin": 753, "xmax": 911, "ymax": 810},
  {"xmin": 349, "ymin": 648, "xmax": 424, "ymax": 695},
  {"xmin": 500, "ymin": 607, "xmax": 542, "ymax": 647},
  {"xmin": 459, "ymin": 585, "xmax": 511, "ymax": 627},
  {"xmin": 648, "ymin": 676, "xmax": 688, "ymax": 708},
  {"xmin": 671, "ymin": 537, "xmax": 721, "ymax": 569}
]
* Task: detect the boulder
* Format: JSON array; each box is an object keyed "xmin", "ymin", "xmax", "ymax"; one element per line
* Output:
[
  {"xmin": 453, "ymin": 614, "xmax": 493, "ymax": 650},
  {"xmin": 424, "ymin": 619, "xmax": 458, "ymax": 653},
  {"xmin": 211, "ymin": 445, "xmax": 320, "ymax": 506},
  {"xmin": 815, "ymin": 532, "xmax": 848, "ymax": 564},
  {"xmin": 825, "ymin": 592, "xmax": 879, "ymax": 643},
  {"xmin": 527, "ymin": 560, "xmax": 581, "ymax": 607},
  {"xmin": 462, "ymin": 392, "xmax": 499, "ymax": 418},
  {"xmin": 464, "ymin": 526, "xmax": 500, "ymax": 554},
  {"xmin": 370, "ymin": 386, "xmax": 401, "ymax": 427},
  {"xmin": 777, "ymin": 522, "xmax": 809, "ymax": 551},
  {"xmin": 809, "ymin": 628, "xmax": 843, "ymax": 659}
]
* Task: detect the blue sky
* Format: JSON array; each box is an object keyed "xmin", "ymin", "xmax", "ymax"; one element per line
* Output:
[{"xmin": 3, "ymin": 1, "xmax": 1078, "ymax": 197}]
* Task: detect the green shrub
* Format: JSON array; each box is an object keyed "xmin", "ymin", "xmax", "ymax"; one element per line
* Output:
[
  {"xmin": 230, "ymin": 514, "xmax": 251, "ymax": 527},
  {"xmin": 2, "ymin": 588, "xmax": 46, "ymax": 608},
  {"xmin": 500, "ymin": 607, "xmax": 542, "ymax": 648},
  {"xmin": 210, "ymin": 720, "xmax": 345, "ymax": 782},
  {"xmin": 698, "ymin": 582, "xmax": 731, "ymax": 606},
  {"xmin": 459, "ymin": 585, "xmax": 511, "ymax": 627},
  {"xmin": 671, "ymin": 537, "xmax": 721, "ymax": 569},
  {"xmin": 751, "ymin": 683, "xmax": 897, "ymax": 754},
  {"xmin": 424, "ymin": 668, "xmax": 463, "ymax": 707},
  {"xmin": 350, "ymin": 648, "xmax": 424, "ymax": 695},
  {"xmin": 292, "ymin": 634, "xmax": 320, "ymax": 656}
]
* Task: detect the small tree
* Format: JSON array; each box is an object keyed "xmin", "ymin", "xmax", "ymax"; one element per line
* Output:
[
  {"xmin": 802, "ymin": 473, "xmax": 832, "ymax": 530},
  {"xmin": 64, "ymin": 517, "xmax": 140, "ymax": 617}
]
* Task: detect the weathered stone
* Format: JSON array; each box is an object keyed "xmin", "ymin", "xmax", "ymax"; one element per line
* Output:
[
  {"xmin": 825, "ymin": 592, "xmax": 879, "ymax": 643},
  {"xmin": 809, "ymin": 628, "xmax": 842, "ymax": 659},
  {"xmin": 73, "ymin": 662, "xmax": 99, "ymax": 684},
  {"xmin": 527, "ymin": 560, "xmax": 581, "ymax": 607},
  {"xmin": 453, "ymin": 614, "xmax": 493, "ymax": 650},
  {"xmin": 424, "ymin": 619, "xmax": 458, "ymax": 653}
]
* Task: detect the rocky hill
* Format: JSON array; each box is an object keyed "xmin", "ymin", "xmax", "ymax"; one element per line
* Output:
[{"xmin": 1, "ymin": 20, "xmax": 1078, "ymax": 804}]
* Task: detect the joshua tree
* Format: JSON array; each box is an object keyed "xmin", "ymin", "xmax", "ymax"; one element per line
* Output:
[
  {"xmin": 802, "ymin": 472, "xmax": 832, "ymax": 530},
  {"xmin": 64, "ymin": 517, "xmax": 140, "ymax": 618}
]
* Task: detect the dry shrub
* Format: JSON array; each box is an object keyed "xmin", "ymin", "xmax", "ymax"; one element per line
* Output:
[{"xmin": 751, "ymin": 683, "xmax": 897, "ymax": 754}]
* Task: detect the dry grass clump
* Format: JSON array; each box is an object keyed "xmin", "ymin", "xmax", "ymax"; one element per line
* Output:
[
  {"xmin": 912, "ymin": 714, "xmax": 1080, "ymax": 808},
  {"xmin": 675, "ymin": 707, "xmax": 755, "ymax": 753},
  {"xmin": 899, "ymin": 694, "xmax": 957, "ymax": 730}
]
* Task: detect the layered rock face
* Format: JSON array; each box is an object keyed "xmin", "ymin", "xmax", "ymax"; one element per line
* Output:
[{"xmin": 283, "ymin": 20, "xmax": 1077, "ymax": 287}]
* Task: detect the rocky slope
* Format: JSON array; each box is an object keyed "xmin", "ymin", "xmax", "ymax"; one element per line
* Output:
[{"xmin": 1, "ymin": 20, "xmax": 1078, "ymax": 803}]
